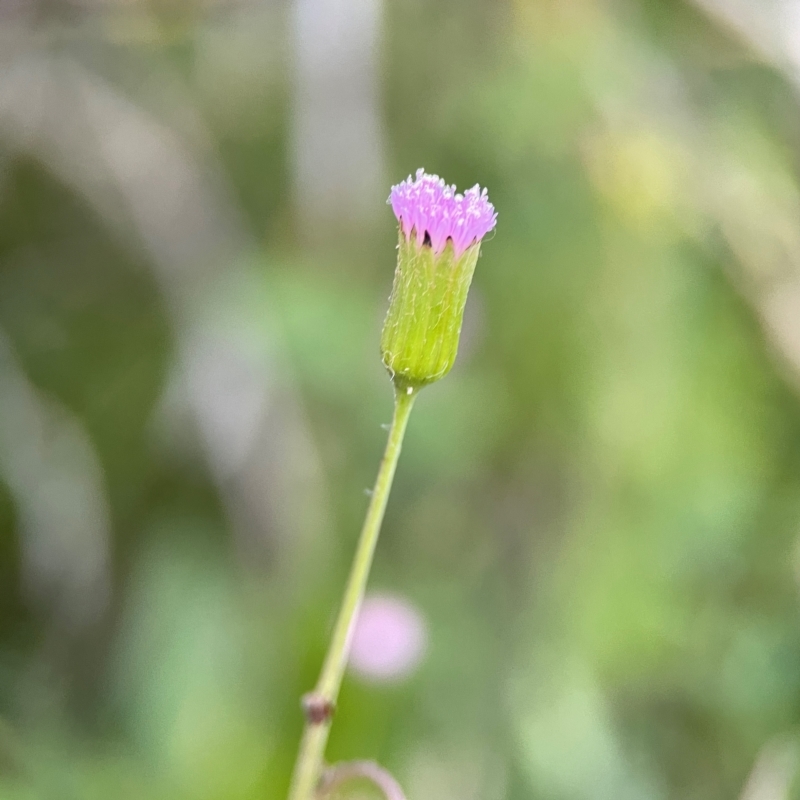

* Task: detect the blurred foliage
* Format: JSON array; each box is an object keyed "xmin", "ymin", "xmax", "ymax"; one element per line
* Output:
[{"xmin": 2, "ymin": 0, "xmax": 800, "ymax": 799}]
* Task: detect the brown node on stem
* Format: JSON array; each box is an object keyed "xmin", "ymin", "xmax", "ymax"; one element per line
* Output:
[{"xmin": 301, "ymin": 692, "xmax": 336, "ymax": 725}]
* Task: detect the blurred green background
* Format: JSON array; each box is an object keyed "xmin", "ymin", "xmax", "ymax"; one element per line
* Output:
[{"xmin": 3, "ymin": 0, "xmax": 800, "ymax": 798}]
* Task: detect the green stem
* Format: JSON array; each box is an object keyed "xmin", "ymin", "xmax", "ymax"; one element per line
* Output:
[{"xmin": 287, "ymin": 384, "xmax": 418, "ymax": 800}]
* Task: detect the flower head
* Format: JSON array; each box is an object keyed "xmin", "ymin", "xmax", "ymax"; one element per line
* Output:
[
  {"xmin": 382, "ymin": 169, "xmax": 496, "ymax": 390},
  {"xmin": 389, "ymin": 168, "xmax": 497, "ymax": 258}
]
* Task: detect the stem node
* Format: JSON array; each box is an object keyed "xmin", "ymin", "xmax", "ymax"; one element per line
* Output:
[{"xmin": 301, "ymin": 693, "xmax": 336, "ymax": 725}]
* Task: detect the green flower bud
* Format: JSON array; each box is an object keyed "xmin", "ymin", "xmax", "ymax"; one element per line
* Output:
[{"xmin": 381, "ymin": 233, "xmax": 481, "ymax": 389}]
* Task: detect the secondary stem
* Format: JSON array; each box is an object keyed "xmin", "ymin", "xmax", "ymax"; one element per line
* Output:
[{"xmin": 286, "ymin": 384, "xmax": 418, "ymax": 800}]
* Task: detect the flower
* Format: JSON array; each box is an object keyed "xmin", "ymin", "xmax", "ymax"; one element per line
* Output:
[
  {"xmin": 381, "ymin": 169, "xmax": 496, "ymax": 389},
  {"xmin": 389, "ymin": 169, "xmax": 497, "ymax": 258},
  {"xmin": 349, "ymin": 593, "xmax": 428, "ymax": 682}
]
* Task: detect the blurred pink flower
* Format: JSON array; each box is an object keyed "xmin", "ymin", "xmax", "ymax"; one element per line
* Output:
[
  {"xmin": 349, "ymin": 593, "xmax": 428, "ymax": 682},
  {"xmin": 389, "ymin": 169, "xmax": 497, "ymax": 258}
]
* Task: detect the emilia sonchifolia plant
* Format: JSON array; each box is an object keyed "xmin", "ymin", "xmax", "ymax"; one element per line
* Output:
[{"xmin": 287, "ymin": 169, "xmax": 497, "ymax": 800}]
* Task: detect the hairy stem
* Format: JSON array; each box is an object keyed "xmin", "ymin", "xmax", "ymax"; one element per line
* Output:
[{"xmin": 286, "ymin": 385, "xmax": 418, "ymax": 800}]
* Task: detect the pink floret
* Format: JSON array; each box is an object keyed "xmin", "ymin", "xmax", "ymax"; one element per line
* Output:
[{"xmin": 389, "ymin": 168, "xmax": 497, "ymax": 258}]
